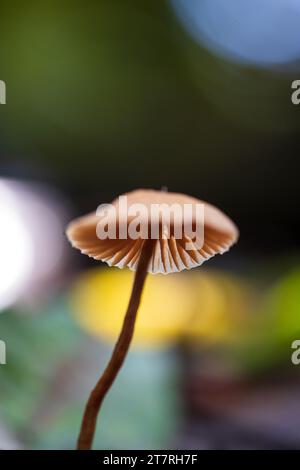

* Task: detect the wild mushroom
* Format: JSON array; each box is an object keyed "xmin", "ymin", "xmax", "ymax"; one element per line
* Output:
[{"xmin": 66, "ymin": 189, "xmax": 238, "ymax": 449}]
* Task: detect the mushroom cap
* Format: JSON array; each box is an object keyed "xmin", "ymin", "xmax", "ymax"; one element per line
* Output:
[{"xmin": 66, "ymin": 189, "xmax": 238, "ymax": 274}]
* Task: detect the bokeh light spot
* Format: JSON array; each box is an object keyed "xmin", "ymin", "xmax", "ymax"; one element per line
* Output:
[{"xmin": 171, "ymin": 0, "xmax": 300, "ymax": 67}]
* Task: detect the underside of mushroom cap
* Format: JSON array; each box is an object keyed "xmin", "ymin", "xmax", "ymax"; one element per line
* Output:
[{"xmin": 66, "ymin": 189, "xmax": 239, "ymax": 274}]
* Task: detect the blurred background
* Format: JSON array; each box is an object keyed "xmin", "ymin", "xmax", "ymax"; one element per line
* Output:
[{"xmin": 0, "ymin": 0, "xmax": 300, "ymax": 450}]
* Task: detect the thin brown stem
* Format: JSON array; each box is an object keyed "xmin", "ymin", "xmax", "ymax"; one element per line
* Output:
[{"xmin": 77, "ymin": 239, "xmax": 155, "ymax": 450}]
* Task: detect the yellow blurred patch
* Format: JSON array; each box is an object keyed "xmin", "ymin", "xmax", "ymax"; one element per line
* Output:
[
  {"xmin": 184, "ymin": 272, "xmax": 251, "ymax": 345},
  {"xmin": 70, "ymin": 267, "xmax": 193, "ymax": 348}
]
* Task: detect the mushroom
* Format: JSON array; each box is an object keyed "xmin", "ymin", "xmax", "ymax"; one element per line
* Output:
[{"xmin": 66, "ymin": 189, "xmax": 238, "ymax": 449}]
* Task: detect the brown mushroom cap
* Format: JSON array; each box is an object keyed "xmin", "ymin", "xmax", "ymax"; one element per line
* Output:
[{"xmin": 66, "ymin": 189, "xmax": 238, "ymax": 274}]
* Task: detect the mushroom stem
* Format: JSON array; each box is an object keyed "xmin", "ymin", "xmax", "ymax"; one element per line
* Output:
[{"xmin": 76, "ymin": 239, "xmax": 155, "ymax": 450}]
